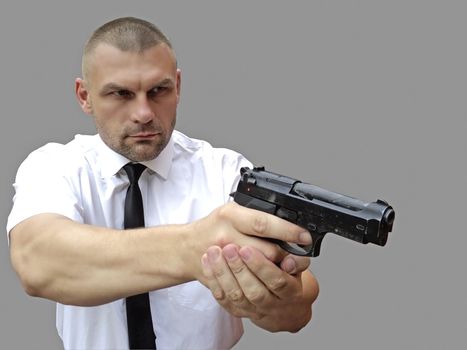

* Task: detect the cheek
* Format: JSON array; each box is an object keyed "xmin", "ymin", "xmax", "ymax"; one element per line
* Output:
[
  {"xmin": 93, "ymin": 114, "xmax": 121, "ymax": 139},
  {"xmin": 159, "ymin": 99, "xmax": 178, "ymax": 125},
  {"xmin": 93, "ymin": 102, "xmax": 127, "ymax": 128}
]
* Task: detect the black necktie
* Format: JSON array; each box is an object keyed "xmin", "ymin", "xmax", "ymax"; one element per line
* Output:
[{"xmin": 123, "ymin": 163, "xmax": 156, "ymax": 349}]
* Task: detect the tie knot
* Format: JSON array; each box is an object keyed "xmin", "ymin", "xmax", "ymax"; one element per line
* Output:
[{"xmin": 123, "ymin": 163, "xmax": 147, "ymax": 184}]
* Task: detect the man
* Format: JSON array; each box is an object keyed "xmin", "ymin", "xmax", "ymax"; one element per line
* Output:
[{"xmin": 7, "ymin": 17, "xmax": 319, "ymax": 349}]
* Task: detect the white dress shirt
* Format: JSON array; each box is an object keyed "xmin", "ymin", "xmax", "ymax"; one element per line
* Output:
[{"xmin": 7, "ymin": 130, "xmax": 252, "ymax": 350}]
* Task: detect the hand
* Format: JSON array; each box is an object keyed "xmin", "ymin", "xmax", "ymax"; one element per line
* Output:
[
  {"xmin": 190, "ymin": 202, "xmax": 312, "ymax": 282},
  {"xmin": 201, "ymin": 244, "xmax": 319, "ymax": 333}
]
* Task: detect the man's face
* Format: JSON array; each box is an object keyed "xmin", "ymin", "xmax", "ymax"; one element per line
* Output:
[{"xmin": 76, "ymin": 43, "xmax": 180, "ymax": 162}]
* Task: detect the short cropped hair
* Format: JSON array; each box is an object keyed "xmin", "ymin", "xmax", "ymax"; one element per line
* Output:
[{"xmin": 82, "ymin": 17, "xmax": 173, "ymax": 79}]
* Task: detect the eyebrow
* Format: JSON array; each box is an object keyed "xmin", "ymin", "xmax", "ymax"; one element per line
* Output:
[
  {"xmin": 149, "ymin": 78, "xmax": 175, "ymax": 90},
  {"xmin": 99, "ymin": 78, "xmax": 175, "ymax": 96},
  {"xmin": 99, "ymin": 83, "xmax": 127, "ymax": 96}
]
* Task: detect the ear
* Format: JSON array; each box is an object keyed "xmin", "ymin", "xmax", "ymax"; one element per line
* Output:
[
  {"xmin": 175, "ymin": 69, "xmax": 181, "ymax": 104},
  {"xmin": 75, "ymin": 78, "xmax": 93, "ymax": 115}
]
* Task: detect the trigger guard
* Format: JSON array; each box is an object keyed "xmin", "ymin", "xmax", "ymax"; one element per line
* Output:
[
  {"xmin": 278, "ymin": 241, "xmax": 314, "ymax": 256},
  {"xmin": 265, "ymin": 238, "xmax": 313, "ymax": 257},
  {"xmin": 266, "ymin": 232, "xmax": 325, "ymax": 257}
]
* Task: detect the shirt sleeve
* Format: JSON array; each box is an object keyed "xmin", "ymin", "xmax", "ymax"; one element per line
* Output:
[
  {"xmin": 218, "ymin": 149, "xmax": 253, "ymax": 203},
  {"xmin": 6, "ymin": 143, "xmax": 84, "ymax": 242}
]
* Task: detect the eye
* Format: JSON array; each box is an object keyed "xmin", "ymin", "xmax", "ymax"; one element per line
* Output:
[
  {"xmin": 112, "ymin": 90, "xmax": 133, "ymax": 99},
  {"xmin": 148, "ymin": 86, "xmax": 169, "ymax": 99}
]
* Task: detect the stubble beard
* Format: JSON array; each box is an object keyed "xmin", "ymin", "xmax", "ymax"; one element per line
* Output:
[{"xmin": 97, "ymin": 118, "xmax": 176, "ymax": 162}]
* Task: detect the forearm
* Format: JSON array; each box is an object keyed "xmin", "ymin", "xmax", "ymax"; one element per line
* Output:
[
  {"xmin": 10, "ymin": 203, "xmax": 313, "ymax": 307},
  {"xmin": 10, "ymin": 213, "xmax": 197, "ymax": 306}
]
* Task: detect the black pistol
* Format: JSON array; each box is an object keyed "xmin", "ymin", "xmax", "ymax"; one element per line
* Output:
[{"xmin": 231, "ymin": 167, "xmax": 395, "ymax": 257}]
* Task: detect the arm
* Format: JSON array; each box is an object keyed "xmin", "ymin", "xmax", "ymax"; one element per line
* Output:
[
  {"xmin": 10, "ymin": 213, "xmax": 193, "ymax": 306},
  {"xmin": 9, "ymin": 203, "xmax": 312, "ymax": 306}
]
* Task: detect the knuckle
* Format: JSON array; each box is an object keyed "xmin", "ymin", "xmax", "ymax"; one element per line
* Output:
[
  {"xmin": 246, "ymin": 289, "xmax": 267, "ymax": 304},
  {"xmin": 253, "ymin": 215, "xmax": 269, "ymax": 236},
  {"xmin": 230, "ymin": 262, "xmax": 247, "ymax": 275},
  {"xmin": 212, "ymin": 205, "xmax": 235, "ymax": 247},
  {"xmin": 215, "ymin": 230, "xmax": 229, "ymax": 248},
  {"xmin": 227, "ymin": 289, "xmax": 245, "ymax": 303},
  {"xmin": 216, "ymin": 202, "xmax": 234, "ymax": 221},
  {"xmin": 212, "ymin": 267, "xmax": 226, "ymax": 279},
  {"xmin": 268, "ymin": 276, "xmax": 288, "ymax": 292},
  {"xmin": 212, "ymin": 288, "xmax": 225, "ymax": 301}
]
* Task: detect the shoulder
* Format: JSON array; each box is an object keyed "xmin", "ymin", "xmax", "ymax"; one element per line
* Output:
[
  {"xmin": 170, "ymin": 131, "xmax": 252, "ymax": 194},
  {"xmin": 16, "ymin": 135, "xmax": 98, "ymax": 177},
  {"xmin": 171, "ymin": 130, "xmax": 249, "ymax": 166}
]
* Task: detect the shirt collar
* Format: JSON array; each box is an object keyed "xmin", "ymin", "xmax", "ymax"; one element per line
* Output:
[{"xmin": 95, "ymin": 134, "xmax": 174, "ymax": 180}]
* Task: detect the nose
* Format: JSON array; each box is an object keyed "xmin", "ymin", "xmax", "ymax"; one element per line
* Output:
[{"xmin": 130, "ymin": 95, "xmax": 155, "ymax": 124}]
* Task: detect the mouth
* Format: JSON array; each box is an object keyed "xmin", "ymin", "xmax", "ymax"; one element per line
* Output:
[{"xmin": 128, "ymin": 132, "xmax": 160, "ymax": 140}]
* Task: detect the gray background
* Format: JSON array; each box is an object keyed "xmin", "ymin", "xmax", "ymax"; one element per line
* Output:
[{"xmin": 1, "ymin": 1, "xmax": 465, "ymax": 349}]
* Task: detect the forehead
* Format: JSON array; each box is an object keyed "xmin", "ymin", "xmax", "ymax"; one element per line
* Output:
[{"xmin": 86, "ymin": 43, "xmax": 177, "ymax": 88}]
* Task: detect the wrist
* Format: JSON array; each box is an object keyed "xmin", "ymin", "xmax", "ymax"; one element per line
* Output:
[{"xmin": 179, "ymin": 222, "xmax": 208, "ymax": 283}]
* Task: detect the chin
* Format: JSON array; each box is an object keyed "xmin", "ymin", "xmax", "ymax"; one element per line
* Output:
[{"xmin": 127, "ymin": 143, "xmax": 166, "ymax": 162}]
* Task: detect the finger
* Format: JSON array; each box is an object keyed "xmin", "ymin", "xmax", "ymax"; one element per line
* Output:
[
  {"xmin": 201, "ymin": 253, "xmax": 225, "ymax": 302},
  {"xmin": 222, "ymin": 244, "xmax": 272, "ymax": 307},
  {"xmin": 280, "ymin": 255, "xmax": 311, "ymax": 275},
  {"xmin": 220, "ymin": 202, "xmax": 312, "ymax": 245},
  {"xmin": 239, "ymin": 246, "xmax": 301, "ymax": 299},
  {"xmin": 228, "ymin": 231, "xmax": 288, "ymax": 264},
  {"xmin": 205, "ymin": 246, "xmax": 254, "ymax": 316}
]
